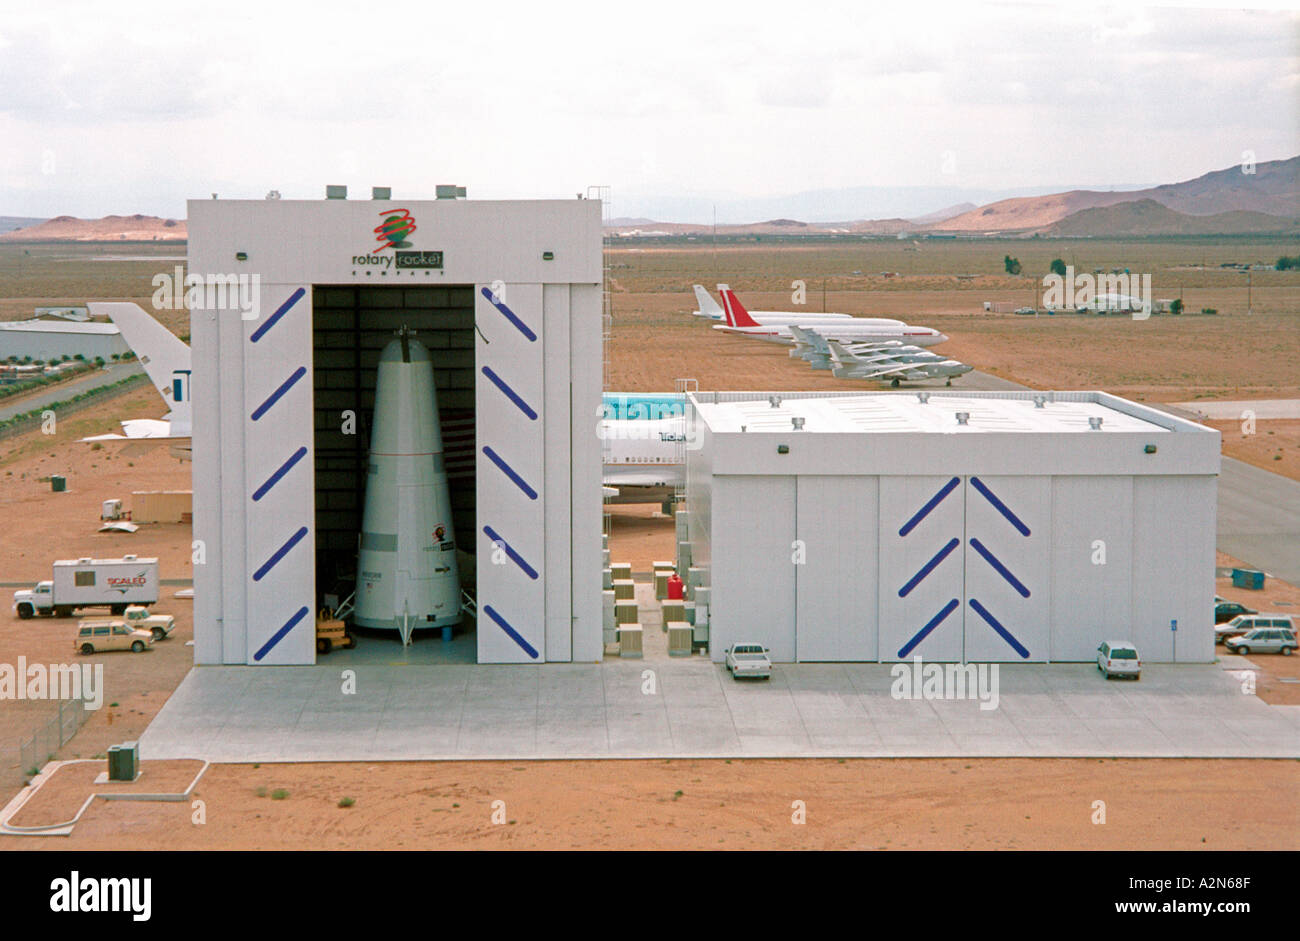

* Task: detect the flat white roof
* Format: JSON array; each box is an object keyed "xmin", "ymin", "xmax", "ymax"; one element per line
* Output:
[
  {"xmin": 693, "ymin": 392, "xmax": 1174, "ymax": 435},
  {"xmin": 0, "ymin": 319, "xmax": 121, "ymax": 335}
]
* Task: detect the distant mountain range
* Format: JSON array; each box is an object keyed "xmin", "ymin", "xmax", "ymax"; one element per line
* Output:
[
  {"xmin": 0, "ymin": 214, "xmax": 186, "ymax": 241},
  {"xmin": 5, "ymin": 157, "xmax": 1296, "ymax": 241},
  {"xmin": 609, "ymin": 156, "xmax": 1298, "ymax": 238}
]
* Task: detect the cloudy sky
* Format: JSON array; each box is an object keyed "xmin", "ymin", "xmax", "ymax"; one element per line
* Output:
[{"xmin": 0, "ymin": 0, "xmax": 1296, "ymax": 221}]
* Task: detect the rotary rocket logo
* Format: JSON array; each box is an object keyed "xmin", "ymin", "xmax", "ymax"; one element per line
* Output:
[{"xmin": 374, "ymin": 208, "xmax": 417, "ymax": 251}]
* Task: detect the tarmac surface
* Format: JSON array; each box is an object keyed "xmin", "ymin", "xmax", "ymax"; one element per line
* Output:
[{"xmin": 139, "ymin": 658, "xmax": 1300, "ymax": 762}]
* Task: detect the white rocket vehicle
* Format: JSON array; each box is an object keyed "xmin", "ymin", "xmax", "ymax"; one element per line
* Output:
[
  {"xmin": 79, "ymin": 302, "xmax": 192, "ymax": 460},
  {"xmin": 353, "ymin": 329, "xmax": 461, "ymax": 643}
]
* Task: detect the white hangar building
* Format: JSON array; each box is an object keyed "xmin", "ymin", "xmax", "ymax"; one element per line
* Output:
[
  {"xmin": 189, "ymin": 192, "xmax": 604, "ymax": 665},
  {"xmin": 0, "ymin": 319, "xmax": 131, "ymax": 362},
  {"xmin": 683, "ymin": 390, "xmax": 1220, "ymax": 664}
]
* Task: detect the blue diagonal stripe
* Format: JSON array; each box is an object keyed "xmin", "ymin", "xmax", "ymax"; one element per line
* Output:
[
  {"xmin": 252, "ymin": 446, "xmax": 308, "ymax": 502},
  {"xmin": 899, "ymin": 476, "xmax": 961, "ymax": 537},
  {"xmin": 968, "ymin": 597, "xmax": 1031, "ymax": 659},
  {"xmin": 898, "ymin": 598, "xmax": 960, "ymax": 658},
  {"xmin": 251, "ymin": 366, "xmax": 307, "ymax": 421},
  {"xmin": 970, "ymin": 476, "xmax": 1031, "ymax": 536},
  {"xmin": 249, "ymin": 287, "xmax": 305, "ymax": 343},
  {"xmin": 969, "ymin": 538, "xmax": 1031, "ymax": 598},
  {"xmin": 483, "ymin": 605, "xmax": 540, "ymax": 659},
  {"xmin": 253, "ymin": 526, "xmax": 308, "ymax": 582},
  {"xmin": 253, "ymin": 605, "xmax": 310, "ymax": 661},
  {"xmin": 482, "ymin": 525, "xmax": 539, "ymax": 580},
  {"xmin": 480, "ymin": 287, "xmax": 537, "ymax": 341},
  {"xmin": 482, "ymin": 446, "xmax": 538, "ymax": 499},
  {"xmin": 481, "ymin": 366, "xmax": 538, "ymax": 420},
  {"xmin": 898, "ymin": 537, "xmax": 960, "ymax": 597}
]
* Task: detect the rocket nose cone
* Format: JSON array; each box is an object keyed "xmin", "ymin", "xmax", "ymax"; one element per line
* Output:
[{"xmin": 379, "ymin": 336, "xmax": 432, "ymax": 364}]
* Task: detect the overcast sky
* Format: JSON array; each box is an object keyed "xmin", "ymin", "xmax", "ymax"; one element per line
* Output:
[{"xmin": 0, "ymin": 0, "xmax": 1296, "ymax": 220}]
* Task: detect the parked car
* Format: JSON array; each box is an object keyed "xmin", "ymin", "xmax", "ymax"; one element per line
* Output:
[
  {"xmin": 1225, "ymin": 627, "xmax": 1297, "ymax": 656},
  {"xmin": 1097, "ymin": 640, "xmax": 1141, "ymax": 679},
  {"xmin": 725, "ymin": 643, "xmax": 772, "ymax": 680},
  {"xmin": 1214, "ymin": 601, "xmax": 1257, "ymax": 624},
  {"xmin": 1216, "ymin": 613, "xmax": 1294, "ymax": 645},
  {"xmin": 121, "ymin": 604, "xmax": 176, "ymax": 641},
  {"xmin": 74, "ymin": 621, "xmax": 154, "ymax": 654}
]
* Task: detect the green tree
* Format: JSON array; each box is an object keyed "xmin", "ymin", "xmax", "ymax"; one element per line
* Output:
[
  {"xmin": 1049, "ymin": 258, "xmax": 1067, "ymax": 277},
  {"xmin": 1170, "ymin": 298, "xmax": 1184, "ymax": 315},
  {"xmin": 1004, "ymin": 255, "xmax": 1022, "ymax": 276}
]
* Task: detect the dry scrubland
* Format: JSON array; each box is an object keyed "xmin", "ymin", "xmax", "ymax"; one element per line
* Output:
[
  {"xmin": 0, "ymin": 237, "xmax": 1297, "ymax": 849},
  {"xmin": 6, "ymin": 757, "xmax": 1297, "ymax": 850}
]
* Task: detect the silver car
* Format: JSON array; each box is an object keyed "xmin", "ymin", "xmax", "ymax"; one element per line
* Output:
[
  {"xmin": 1225, "ymin": 627, "xmax": 1297, "ymax": 656},
  {"xmin": 725, "ymin": 643, "xmax": 772, "ymax": 680}
]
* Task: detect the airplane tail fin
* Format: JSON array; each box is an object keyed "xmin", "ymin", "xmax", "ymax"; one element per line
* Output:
[
  {"xmin": 692, "ymin": 284, "xmax": 723, "ymax": 318},
  {"xmin": 89, "ymin": 302, "xmax": 192, "ymax": 429},
  {"xmin": 717, "ymin": 284, "xmax": 760, "ymax": 328},
  {"xmin": 826, "ymin": 340, "xmax": 855, "ymax": 366}
]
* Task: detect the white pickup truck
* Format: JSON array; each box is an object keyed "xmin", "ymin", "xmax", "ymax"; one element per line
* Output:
[
  {"xmin": 725, "ymin": 643, "xmax": 773, "ymax": 680},
  {"xmin": 120, "ymin": 605, "xmax": 176, "ymax": 641}
]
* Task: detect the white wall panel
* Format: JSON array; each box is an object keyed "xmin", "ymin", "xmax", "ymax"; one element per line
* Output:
[
  {"xmin": 476, "ymin": 283, "xmax": 547, "ymax": 662},
  {"xmin": 962, "ymin": 475, "xmax": 1050, "ymax": 662},
  {"xmin": 568, "ymin": 283, "xmax": 604, "ymax": 662},
  {"xmin": 1051, "ymin": 477, "xmax": 1133, "ymax": 660},
  {"xmin": 878, "ymin": 476, "xmax": 966, "ymax": 661},
  {"xmin": 711, "ymin": 476, "xmax": 796, "ymax": 662},
  {"xmin": 1132, "ymin": 476, "xmax": 1216, "ymax": 662},
  {"xmin": 241, "ymin": 284, "xmax": 317, "ymax": 664},
  {"xmin": 543, "ymin": 284, "xmax": 572, "ymax": 662},
  {"xmin": 796, "ymin": 476, "xmax": 878, "ymax": 660}
]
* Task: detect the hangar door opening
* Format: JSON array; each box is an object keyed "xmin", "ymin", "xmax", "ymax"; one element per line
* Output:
[
  {"xmin": 312, "ymin": 286, "xmax": 477, "ymax": 636},
  {"xmin": 878, "ymin": 475, "xmax": 1050, "ymax": 663}
]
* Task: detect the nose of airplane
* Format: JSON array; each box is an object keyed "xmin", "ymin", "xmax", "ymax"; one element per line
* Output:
[{"xmin": 936, "ymin": 332, "xmax": 949, "ymax": 343}]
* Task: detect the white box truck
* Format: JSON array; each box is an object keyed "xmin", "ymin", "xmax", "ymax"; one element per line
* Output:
[{"xmin": 13, "ymin": 555, "xmax": 160, "ymax": 619}]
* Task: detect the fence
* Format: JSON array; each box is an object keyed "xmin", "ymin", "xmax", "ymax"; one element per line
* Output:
[
  {"xmin": 17, "ymin": 699, "xmax": 92, "ymax": 778},
  {"xmin": 0, "ymin": 372, "xmax": 149, "ymax": 442}
]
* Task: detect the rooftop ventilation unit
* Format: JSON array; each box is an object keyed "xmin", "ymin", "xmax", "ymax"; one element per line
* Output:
[
  {"xmin": 1089, "ymin": 416, "xmax": 1104, "ymax": 430},
  {"xmin": 1033, "ymin": 395, "xmax": 1047, "ymax": 408},
  {"xmin": 791, "ymin": 417, "xmax": 805, "ymax": 430},
  {"xmin": 955, "ymin": 411, "xmax": 970, "ymax": 426},
  {"xmin": 917, "ymin": 392, "xmax": 930, "ymax": 404},
  {"xmin": 436, "ymin": 185, "xmax": 467, "ymax": 200},
  {"xmin": 372, "ymin": 186, "xmax": 392, "ymax": 200},
  {"xmin": 325, "ymin": 185, "xmax": 347, "ymax": 199},
  {"xmin": 769, "ymin": 395, "xmax": 782, "ymax": 408}
]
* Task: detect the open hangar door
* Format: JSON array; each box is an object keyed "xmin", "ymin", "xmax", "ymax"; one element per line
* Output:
[{"xmin": 312, "ymin": 285, "xmax": 477, "ymax": 642}]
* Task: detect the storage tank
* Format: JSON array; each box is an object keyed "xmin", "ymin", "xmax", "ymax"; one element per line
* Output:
[{"xmin": 353, "ymin": 329, "xmax": 461, "ymax": 641}]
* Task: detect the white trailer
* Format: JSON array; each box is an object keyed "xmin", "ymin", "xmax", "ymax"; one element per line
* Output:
[{"xmin": 13, "ymin": 555, "xmax": 160, "ymax": 618}]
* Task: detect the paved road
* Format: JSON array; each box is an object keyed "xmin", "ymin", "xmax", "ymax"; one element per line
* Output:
[
  {"xmin": 1216, "ymin": 457, "xmax": 1300, "ymax": 583},
  {"xmin": 0, "ymin": 362, "xmax": 146, "ymax": 422}
]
